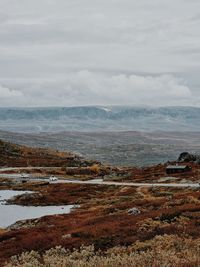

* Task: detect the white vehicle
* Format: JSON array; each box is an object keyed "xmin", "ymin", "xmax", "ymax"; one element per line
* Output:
[
  {"xmin": 49, "ymin": 176, "xmax": 58, "ymax": 182},
  {"xmin": 20, "ymin": 173, "xmax": 30, "ymax": 179}
]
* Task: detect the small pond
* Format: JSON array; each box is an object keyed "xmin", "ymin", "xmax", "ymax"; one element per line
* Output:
[{"xmin": 0, "ymin": 190, "xmax": 76, "ymax": 228}]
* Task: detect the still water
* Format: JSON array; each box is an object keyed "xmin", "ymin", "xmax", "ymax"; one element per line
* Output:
[{"xmin": 0, "ymin": 190, "xmax": 75, "ymax": 228}]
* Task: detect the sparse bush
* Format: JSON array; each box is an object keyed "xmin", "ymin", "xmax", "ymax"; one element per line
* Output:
[
  {"xmin": 5, "ymin": 235, "xmax": 200, "ymax": 267},
  {"xmin": 89, "ymin": 164, "xmax": 100, "ymax": 174}
]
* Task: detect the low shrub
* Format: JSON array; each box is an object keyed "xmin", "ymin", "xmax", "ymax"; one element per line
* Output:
[{"xmin": 5, "ymin": 235, "xmax": 200, "ymax": 267}]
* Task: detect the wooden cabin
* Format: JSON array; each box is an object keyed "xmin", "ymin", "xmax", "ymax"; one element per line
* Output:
[{"xmin": 166, "ymin": 165, "xmax": 191, "ymax": 175}]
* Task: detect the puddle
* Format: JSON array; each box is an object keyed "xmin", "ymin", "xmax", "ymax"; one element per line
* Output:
[{"xmin": 0, "ymin": 190, "xmax": 76, "ymax": 228}]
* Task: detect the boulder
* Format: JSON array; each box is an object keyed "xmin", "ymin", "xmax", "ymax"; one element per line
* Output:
[
  {"xmin": 128, "ymin": 207, "xmax": 141, "ymax": 215},
  {"xmin": 178, "ymin": 152, "xmax": 197, "ymax": 162}
]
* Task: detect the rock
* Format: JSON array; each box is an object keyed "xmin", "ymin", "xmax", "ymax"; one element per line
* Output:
[
  {"xmin": 62, "ymin": 234, "xmax": 71, "ymax": 239},
  {"xmin": 128, "ymin": 207, "xmax": 141, "ymax": 215},
  {"xmin": 178, "ymin": 152, "xmax": 197, "ymax": 162}
]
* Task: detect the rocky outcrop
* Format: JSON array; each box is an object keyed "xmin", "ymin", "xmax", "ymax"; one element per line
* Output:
[
  {"xmin": 8, "ymin": 218, "xmax": 40, "ymax": 230},
  {"xmin": 178, "ymin": 152, "xmax": 200, "ymax": 163}
]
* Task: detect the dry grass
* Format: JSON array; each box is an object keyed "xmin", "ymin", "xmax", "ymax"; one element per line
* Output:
[
  {"xmin": 0, "ymin": 229, "xmax": 7, "ymax": 235},
  {"xmin": 4, "ymin": 235, "xmax": 200, "ymax": 267}
]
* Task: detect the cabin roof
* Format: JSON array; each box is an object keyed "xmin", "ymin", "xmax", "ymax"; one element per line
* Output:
[{"xmin": 166, "ymin": 165, "xmax": 189, "ymax": 169}]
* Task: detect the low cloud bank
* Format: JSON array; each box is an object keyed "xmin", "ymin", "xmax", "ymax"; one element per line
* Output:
[{"xmin": 0, "ymin": 71, "xmax": 193, "ymax": 107}]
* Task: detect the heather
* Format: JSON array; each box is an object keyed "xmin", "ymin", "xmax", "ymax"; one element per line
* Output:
[{"xmin": 5, "ymin": 235, "xmax": 200, "ymax": 267}]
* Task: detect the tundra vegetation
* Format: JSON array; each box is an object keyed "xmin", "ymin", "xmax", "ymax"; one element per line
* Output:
[
  {"xmin": 0, "ymin": 140, "xmax": 200, "ymax": 266},
  {"xmin": 5, "ymin": 235, "xmax": 200, "ymax": 267}
]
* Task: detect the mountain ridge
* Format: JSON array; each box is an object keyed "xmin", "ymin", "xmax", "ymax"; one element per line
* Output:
[{"xmin": 0, "ymin": 106, "xmax": 200, "ymax": 132}]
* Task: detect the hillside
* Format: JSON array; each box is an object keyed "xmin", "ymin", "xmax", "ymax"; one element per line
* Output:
[
  {"xmin": 1, "ymin": 130, "xmax": 200, "ymax": 166},
  {"xmin": 1, "ymin": 106, "xmax": 200, "ymax": 132},
  {"xmin": 0, "ymin": 139, "xmax": 89, "ymax": 167}
]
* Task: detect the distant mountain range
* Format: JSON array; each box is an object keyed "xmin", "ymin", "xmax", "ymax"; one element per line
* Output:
[{"xmin": 0, "ymin": 106, "xmax": 199, "ymax": 132}]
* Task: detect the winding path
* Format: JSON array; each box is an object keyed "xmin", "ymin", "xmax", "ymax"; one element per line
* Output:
[{"xmin": 0, "ymin": 167, "xmax": 199, "ymax": 188}]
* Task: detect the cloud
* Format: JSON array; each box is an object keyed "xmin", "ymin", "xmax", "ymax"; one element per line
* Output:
[
  {"xmin": 0, "ymin": 84, "xmax": 22, "ymax": 98},
  {"xmin": 0, "ymin": 0, "xmax": 199, "ymax": 106},
  {"xmin": 0, "ymin": 71, "xmax": 193, "ymax": 107}
]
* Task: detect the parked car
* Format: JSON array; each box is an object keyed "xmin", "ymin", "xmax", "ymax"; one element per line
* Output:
[{"xmin": 49, "ymin": 176, "xmax": 58, "ymax": 182}]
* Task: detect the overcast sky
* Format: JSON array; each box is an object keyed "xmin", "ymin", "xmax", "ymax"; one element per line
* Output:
[{"xmin": 0, "ymin": 0, "xmax": 200, "ymax": 107}]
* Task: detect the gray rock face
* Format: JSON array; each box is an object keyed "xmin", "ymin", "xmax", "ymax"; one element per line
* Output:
[
  {"xmin": 128, "ymin": 207, "xmax": 141, "ymax": 215},
  {"xmin": 178, "ymin": 152, "xmax": 200, "ymax": 163}
]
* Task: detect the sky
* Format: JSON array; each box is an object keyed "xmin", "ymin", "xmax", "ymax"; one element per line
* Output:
[{"xmin": 0, "ymin": 0, "xmax": 200, "ymax": 107}]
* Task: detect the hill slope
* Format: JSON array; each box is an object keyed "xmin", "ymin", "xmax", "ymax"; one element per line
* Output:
[
  {"xmin": 1, "ymin": 106, "xmax": 200, "ymax": 132},
  {"xmin": 0, "ymin": 139, "xmax": 85, "ymax": 167}
]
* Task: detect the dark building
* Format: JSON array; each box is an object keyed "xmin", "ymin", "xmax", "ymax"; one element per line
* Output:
[{"xmin": 166, "ymin": 165, "xmax": 192, "ymax": 175}]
